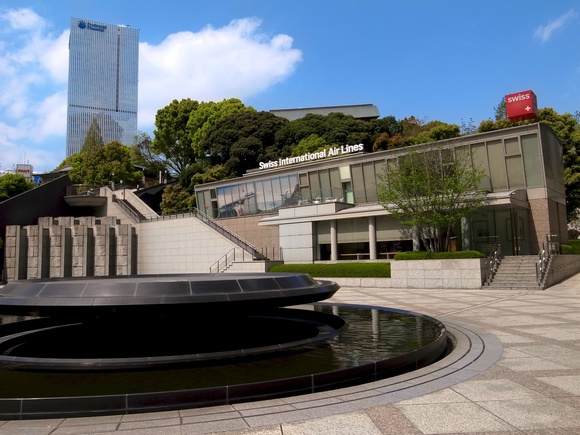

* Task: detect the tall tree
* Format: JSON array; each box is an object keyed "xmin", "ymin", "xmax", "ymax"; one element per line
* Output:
[
  {"xmin": 81, "ymin": 117, "xmax": 104, "ymax": 152},
  {"xmin": 203, "ymin": 110, "xmax": 288, "ymax": 177},
  {"xmin": 377, "ymin": 146, "xmax": 488, "ymax": 252},
  {"xmin": 188, "ymin": 98, "xmax": 255, "ymax": 159},
  {"xmin": 152, "ymin": 99, "xmax": 200, "ymax": 175},
  {"xmin": 68, "ymin": 141, "xmax": 142, "ymax": 186},
  {"xmin": 131, "ymin": 131, "xmax": 166, "ymax": 179}
]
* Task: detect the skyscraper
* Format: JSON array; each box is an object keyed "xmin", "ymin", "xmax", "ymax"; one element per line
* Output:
[{"xmin": 66, "ymin": 18, "xmax": 139, "ymax": 157}]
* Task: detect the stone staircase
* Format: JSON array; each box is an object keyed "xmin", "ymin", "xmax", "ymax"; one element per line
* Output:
[{"xmin": 486, "ymin": 255, "xmax": 544, "ymax": 290}]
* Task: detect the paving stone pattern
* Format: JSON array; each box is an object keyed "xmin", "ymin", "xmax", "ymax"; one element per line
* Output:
[{"xmin": 0, "ymin": 274, "xmax": 579, "ymax": 434}]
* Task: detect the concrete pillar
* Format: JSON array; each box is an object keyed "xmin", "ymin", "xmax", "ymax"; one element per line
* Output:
[
  {"xmin": 49, "ymin": 225, "xmax": 64, "ymax": 278},
  {"xmin": 369, "ymin": 216, "xmax": 377, "ymax": 260},
  {"xmin": 71, "ymin": 225, "xmax": 87, "ymax": 277},
  {"xmin": 4, "ymin": 225, "xmax": 19, "ymax": 282},
  {"xmin": 92, "ymin": 225, "xmax": 110, "ymax": 276},
  {"xmin": 115, "ymin": 224, "xmax": 132, "ymax": 276},
  {"xmin": 330, "ymin": 220, "xmax": 338, "ymax": 261},
  {"xmin": 25, "ymin": 225, "xmax": 40, "ymax": 279}
]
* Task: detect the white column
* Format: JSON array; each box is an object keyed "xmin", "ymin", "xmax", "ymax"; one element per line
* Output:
[
  {"xmin": 330, "ymin": 220, "xmax": 338, "ymax": 261},
  {"xmin": 369, "ymin": 216, "xmax": 377, "ymax": 259}
]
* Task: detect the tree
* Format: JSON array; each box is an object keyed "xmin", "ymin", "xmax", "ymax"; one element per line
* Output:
[
  {"xmin": 291, "ymin": 134, "xmax": 327, "ymax": 156},
  {"xmin": 274, "ymin": 112, "xmax": 375, "ymax": 153},
  {"xmin": 81, "ymin": 117, "xmax": 104, "ymax": 152},
  {"xmin": 160, "ymin": 184, "xmax": 194, "ymax": 215},
  {"xmin": 68, "ymin": 141, "xmax": 142, "ymax": 186},
  {"xmin": 188, "ymin": 98, "xmax": 255, "ymax": 160},
  {"xmin": 153, "ymin": 98, "xmax": 200, "ymax": 175},
  {"xmin": 494, "ymin": 98, "xmax": 507, "ymax": 121},
  {"xmin": 131, "ymin": 131, "xmax": 166, "ymax": 179},
  {"xmin": 203, "ymin": 110, "xmax": 288, "ymax": 177},
  {"xmin": 0, "ymin": 173, "xmax": 35, "ymax": 201},
  {"xmin": 377, "ymin": 146, "xmax": 488, "ymax": 252}
]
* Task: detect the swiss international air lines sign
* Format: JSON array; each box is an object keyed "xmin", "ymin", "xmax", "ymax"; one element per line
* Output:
[{"xmin": 505, "ymin": 90, "xmax": 538, "ymax": 121}]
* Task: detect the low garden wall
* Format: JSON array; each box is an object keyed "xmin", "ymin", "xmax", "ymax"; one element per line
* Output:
[{"xmin": 390, "ymin": 258, "xmax": 486, "ymax": 289}]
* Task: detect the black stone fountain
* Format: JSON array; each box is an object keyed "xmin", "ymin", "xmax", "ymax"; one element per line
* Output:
[{"xmin": 0, "ymin": 273, "xmax": 448, "ymax": 419}]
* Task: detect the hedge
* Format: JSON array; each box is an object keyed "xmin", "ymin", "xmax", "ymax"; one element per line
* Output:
[
  {"xmin": 393, "ymin": 250, "xmax": 486, "ymax": 260},
  {"xmin": 268, "ymin": 262, "xmax": 391, "ymax": 278}
]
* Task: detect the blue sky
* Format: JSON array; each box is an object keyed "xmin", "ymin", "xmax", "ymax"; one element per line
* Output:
[{"xmin": 0, "ymin": 1, "xmax": 578, "ymax": 173}]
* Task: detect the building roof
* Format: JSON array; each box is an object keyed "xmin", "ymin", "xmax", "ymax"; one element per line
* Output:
[{"xmin": 270, "ymin": 104, "xmax": 380, "ymax": 121}]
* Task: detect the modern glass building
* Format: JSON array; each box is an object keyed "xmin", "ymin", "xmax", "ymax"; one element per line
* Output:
[
  {"xmin": 66, "ymin": 18, "xmax": 139, "ymax": 157},
  {"xmin": 195, "ymin": 123, "xmax": 568, "ymax": 263}
]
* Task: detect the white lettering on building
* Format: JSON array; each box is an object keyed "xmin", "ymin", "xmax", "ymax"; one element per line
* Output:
[{"xmin": 259, "ymin": 143, "xmax": 364, "ymax": 170}]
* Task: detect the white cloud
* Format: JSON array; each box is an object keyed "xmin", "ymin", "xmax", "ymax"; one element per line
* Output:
[
  {"xmin": 534, "ymin": 9, "xmax": 578, "ymax": 42},
  {"xmin": 138, "ymin": 18, "xmax": 302, "ymax": 127},
  {"xmin": 0, "ymin": 11, "xmax": 302, "ymax": 170}
]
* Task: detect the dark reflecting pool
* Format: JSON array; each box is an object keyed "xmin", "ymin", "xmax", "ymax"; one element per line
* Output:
[
  {"xmin": 0, "ymin": 274, "xmax": 449, "ymax": 419},
  {"xmin": 0, "ymin": 304, "xmax": 447, "ymax": 401}
]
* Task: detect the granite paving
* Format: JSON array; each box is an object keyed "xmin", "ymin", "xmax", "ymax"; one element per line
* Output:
[{"xmin": 0, "ymin": 273, "xmax": 579, "ymax": 434}]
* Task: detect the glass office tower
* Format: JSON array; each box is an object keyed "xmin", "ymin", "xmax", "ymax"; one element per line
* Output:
[{"xmin": 66, "ymin": 18, "xmax": 139, "ymax": 156}]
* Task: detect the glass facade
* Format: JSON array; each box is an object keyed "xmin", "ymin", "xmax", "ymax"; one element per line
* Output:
[{"xmin": 66, "ymin": 18, "xmax": 139, "ymax": 156}]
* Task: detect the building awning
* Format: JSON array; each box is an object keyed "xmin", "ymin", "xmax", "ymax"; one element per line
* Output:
[{"xmin": 486, "ymin": 189, "xmax": 529, "ymax": 209}]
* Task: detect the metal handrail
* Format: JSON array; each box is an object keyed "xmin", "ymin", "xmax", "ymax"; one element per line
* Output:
[
  {"xmin": 194, "ymin": 208, "xmax": 267, "ymax": 261},
  {"xmin": 536, "ymin": 234, "xmax": 559, "ymax": 286},
  {"xmin": 116, "ymin": 199, "xmax": 147, "ymax": 223},
  {"xmin": 210, "ymin": 248, "xmax": 236, "ymax": 273},
  {"xmin": 483, "ymin": 239, "xmax": 501, "ymax": 286}
]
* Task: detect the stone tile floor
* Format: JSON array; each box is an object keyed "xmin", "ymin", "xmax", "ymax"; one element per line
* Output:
[{"xmin": 1, "ymin": 274, "xmax": 579, "ymax": 434}]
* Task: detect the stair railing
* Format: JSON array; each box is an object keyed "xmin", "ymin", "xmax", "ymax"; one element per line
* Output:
[
  {"xmin": 210, "ymin": 248, "xmax": 236, "ymax": 274},
  {"xmin": 536, "ymin": 234, "xmax": 559, "ymax": 286},
  {"xmin": 194, "ymin": 208, "xmax": 267, "ymax": 261},
  {"xmin": 483, "ymin": 239, "xmax": 502, "ymax": 286}
]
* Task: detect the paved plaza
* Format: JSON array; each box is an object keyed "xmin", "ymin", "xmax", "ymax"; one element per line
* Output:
[{"xmin": 0, "ymin": 274, "xmax": 579, "ymax": 434}]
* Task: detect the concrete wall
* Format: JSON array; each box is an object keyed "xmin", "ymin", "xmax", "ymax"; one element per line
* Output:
[
  {"xmin": 544, "ymin": 255, "xmax": 580, "ymax": 288},
  {"xmin": 134, "ymin": 217, "xmax": 251, "ymax": 274},
  {"xmin": 4, "ymin": 216, "xmax": 134, "ymax": 281},
  {"xmin": 390, "ymin": 259, "xmax": 486, "ymax": 289},
  {"xmin": 216, "ymin": 214, "xmax": 281, "ymax": 260},
  {"xmin": 280, "ymin": 222, "xmax": 315, "ymax": 263}
]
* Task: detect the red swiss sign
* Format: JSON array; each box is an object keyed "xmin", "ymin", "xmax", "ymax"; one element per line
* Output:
[{"xmin": 505, "ymin": 90, "xmax": 538, "ymax": 121}]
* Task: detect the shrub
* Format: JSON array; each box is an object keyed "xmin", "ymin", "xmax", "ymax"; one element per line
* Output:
[
  {"xmin": 564, "ymin": 240, "xmax": 580, "ymax": 254},
  {"xmin": 393, "ymin": 250, "xmax": 486, "ymax": 260},
  {"xmin": 268, "ymin": 262, "xmax": 391, "ymax": 278}
]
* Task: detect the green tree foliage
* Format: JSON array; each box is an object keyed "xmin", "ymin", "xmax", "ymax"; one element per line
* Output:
[
  {"xmin": 152, "ymin": 98, "xmax": 253, "ymax": 176},
  {"xmin": 152, "ymin": 98, "xmax": 200, "ymax": 175},
  {"xmin": 131, "ymin": 131, "xmax": 166, "ymax": 179},
  {"xmin": 81, "ymin": 117, "xmax": 104, "ymax": 153},
  {"xmin": 0, "ymin": 173, "xmax": 35, "ymax": 201},
  {"xmin": 68, "ymin": 141, "xmax": 142, "ymax": 186},
  {"xmin": 274, "ymin": 112, "xmax": 375, "ymax": 153},
  {"xmin": 188, "ymin": 98, "xmax": 255, "ymax": 159},
  {"xmin": 291, "ymin": 134, "xmax": 327, "ymax": 157},
  {"xmin": 160, "ymin": 183, "xmax": 194, "ymax": 215},
  {"xmin": 377, "ymin": 146, "xmax": 488, "ymax": 252},
  {"xmin": 203, "ymin": 111, "xmax": 288, "ymax": 177},
  {"xmin": 494, "ymin": 98, "xmax": 507, "ymax": 121}
]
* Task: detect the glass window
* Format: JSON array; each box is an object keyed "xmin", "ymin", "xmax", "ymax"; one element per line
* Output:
[
  {"xmin": 337, "ymin": 219, "xmax": 369, "ymax": 243},
  {"xmin": 319, "ymin": 169, "xmax": 331, "ymax": 198},
  {"xmin": 471, "ymin": 143, "xmax": 491, "ymax": 191},
  {"xmin": 486, "ymin": 140, "xmax": 507, "ymax": 191},
  {"xmin": 329, "ymin": 167, "xmax": 341, "ymax": 198},
  {"xmin": 504, "ymin": 137, "xmax": 520, "ymax": 156},
  {"xmin": 339, "ymin": 166, "xmax": 351, "ymax": 181},
  {"xmin": 351, "ymin": 164, "xmax": 365, "ymax": 203},
  {"xmin": 309, "ymin": 172, "xmax": 321, "ymax": 200},
  {"xmin": 521, "ymin": 134, "xmax": 542, "ymax": 187},
  {"xmin": 363, "ymin": 162, "xmax": 377, "ymax": 202},
  {"xmin": 506, "ymin": 156, "xmax": 525, "ymax": 189}
]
